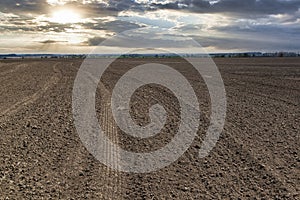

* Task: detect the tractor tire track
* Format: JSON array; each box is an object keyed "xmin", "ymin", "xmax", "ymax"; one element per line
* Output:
[
  {"xmin": 0, "ymin": 63, "xmax": 62, "ymax": 121},
  {"xmin": 83, "ymin": 71, "xmax": 123, "ymax": 199},
  {"xmin": 0, "ymin": 64, "xmax": 25, "ymax": 81}
]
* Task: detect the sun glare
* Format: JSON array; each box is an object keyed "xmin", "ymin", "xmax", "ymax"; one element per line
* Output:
[{"xmin": 50, "ymin": 9, "xmax": 81, "ymax": 24}]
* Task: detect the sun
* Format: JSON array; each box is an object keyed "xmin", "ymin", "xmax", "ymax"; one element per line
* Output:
[{"xmin": 50, "ymin": 9, "xmax": 82, "ymax": 24}]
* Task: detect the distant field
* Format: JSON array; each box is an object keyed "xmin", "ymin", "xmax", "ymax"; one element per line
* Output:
[{"xmin": 0, "ymin": 58, "xmax": 299, "ymax": 199}]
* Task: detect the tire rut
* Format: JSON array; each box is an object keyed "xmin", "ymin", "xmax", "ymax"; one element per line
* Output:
[
  {"xmin": 84, "ymin": 71, "xmax": 123, "ymax": 199},
  {"xmin": 0, "ymin": 64, "xmax": 25, "ymax": 79},
  {"xmin": 223, "ymin": 122, "xmax": 297, "ymax": 195},
  {"xmin": 0, "ymin": 62, "xmax": 62, "ymax": 121},
  {"xmin": 99, "ymin": 81, "xmax": 123, "ymax": 199}
]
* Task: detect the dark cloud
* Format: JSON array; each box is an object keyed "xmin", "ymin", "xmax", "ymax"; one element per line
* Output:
[
  {"xmin": 192, "ymin": 23, "xmax": 300, "ymax": 51},
  {"xmin": 95, "ymin": 29, "xmax": 202, "ymax": 49},
  {"xmin": 0, "ymin": 19, "xmax": 74, "ymax": 33},
  {"xmin": 151, "ymin": 0, "xmax": 210, "ymax": 12},
  {"xmin": 211, "ymin": 24, "xmax": 300, "ymax": 36},
  {"xmin": 211, "ymin": 0, "xmax": 300, "ymax": 16},
  {"xmin": 86, "ymin": 36, "xmax": 107, "ymax": 46},
  {"xmin": 0, "ymin": 0, "xmax": 49, "ymax": 14},
  {"xmin": 39, "ymin": 40, "xmax": 67, "ymax": 44},
  {"xmin": 195, "ymin": 34, "xmax": 300, "ymax": 52},
  {"xmin": 176, "ymin": 24, "xmax": 206, "ymax": 31},
  {"xmin": 1, "ymin": 0, "xmax": 300, "ymax": 19},
  {"xmin": 79, "ymin": 20, "xmax": 144, "ymax": 32},
  {"xmin": 151, "ymin": 0, "xmax": 300, "ymax": 16}
]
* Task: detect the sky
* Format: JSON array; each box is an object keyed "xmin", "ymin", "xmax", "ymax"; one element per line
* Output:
[{"xmin": 0, "ymin": 0, "xmax": 300, "ymax": 53}]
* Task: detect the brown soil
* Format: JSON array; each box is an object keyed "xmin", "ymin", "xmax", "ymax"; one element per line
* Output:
[{"xmin": 0, "ymin": 58, "xmax": 299, "ymax": 199}]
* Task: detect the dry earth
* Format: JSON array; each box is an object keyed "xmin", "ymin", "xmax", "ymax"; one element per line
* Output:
[{"xmin": 0, "ymin": 57, "xmax": 299, "ymax": 199}]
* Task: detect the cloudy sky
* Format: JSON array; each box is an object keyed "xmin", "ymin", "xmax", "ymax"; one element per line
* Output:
[{"xmin": 0, "ymin": 0, "xmax": 300, "ymax": 53}]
